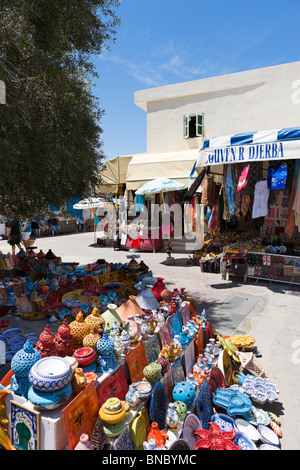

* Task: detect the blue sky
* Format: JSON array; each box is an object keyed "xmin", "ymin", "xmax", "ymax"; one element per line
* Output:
[{"xmin": 93, "ymin": 0, "xmax": 300, "ymax": 163}]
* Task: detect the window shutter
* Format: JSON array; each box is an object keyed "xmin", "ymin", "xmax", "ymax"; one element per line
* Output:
[
  {"xmin": 184, "ymin": 115, "xmax": 189, "ymax": 139},
  {"xmin": 196, "ymin": 114, "xmax": 203, "ymax": 137}
]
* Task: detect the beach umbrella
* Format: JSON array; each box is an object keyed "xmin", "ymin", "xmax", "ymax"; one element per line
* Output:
[{"xmin": 135, "ymin": 178, "xmax": 187, "ymax": 195}]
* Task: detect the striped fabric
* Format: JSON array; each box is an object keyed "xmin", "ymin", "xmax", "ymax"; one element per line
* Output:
[{"xmin": 202, "ymin": 127, "xmax": 300, "ymax": 150}]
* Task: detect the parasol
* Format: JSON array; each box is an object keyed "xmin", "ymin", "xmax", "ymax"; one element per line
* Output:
[{"xmin": 135, "ymin": 178, "xmax": 187, "ymax": 195}]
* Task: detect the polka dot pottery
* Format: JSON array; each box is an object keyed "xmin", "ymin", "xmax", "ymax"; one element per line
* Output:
[
  {"xmin": 69, "ymin": 312, "xmax": 91, "ymax": 349},
  {"xmin": 10, "ymin": 340, "xmax": 42, "ymax": 398},
  {"xmin": 29, "ymin": 356, "xmax": 72, "ymax": 392},
  {"xmin": 85, "ymin": 306, "xmax": 106, "ymax": 330},
  {"xmin": 96, "ymin": 331, "xmax": 118, "ymax": 373},
  {"xmin": 11, "ymin": 340, "xmax": 42, "ymax": 377},
  {"xmin": 82, "ymin": 326, "xmax": 100, "ymax": 351},
  {"xmin": 172, "ymin": 381, "xmax": 196, "ymax": 408}
]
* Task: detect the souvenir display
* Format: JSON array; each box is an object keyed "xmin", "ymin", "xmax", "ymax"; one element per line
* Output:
[{"xmin": 0, "ymin": 252, "xmax": 284, "ymax": 451}]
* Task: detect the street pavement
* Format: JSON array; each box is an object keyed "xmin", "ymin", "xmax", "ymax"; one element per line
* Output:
[{"xmin": 0, "ymin": 231, "xmax": 299, "ymax": 450}]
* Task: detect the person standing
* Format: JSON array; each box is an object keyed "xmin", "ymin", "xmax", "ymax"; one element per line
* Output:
[
  {"xmin": 6, "ymin": 215, "xmax": 22, "ymax": 258},
  {"xmin": 20, "ymin": 218, "xmax": 32, "ymax": 250}
]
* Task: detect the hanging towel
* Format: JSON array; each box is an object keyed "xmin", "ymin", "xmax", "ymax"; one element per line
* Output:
[{"xmin": 252, "ymin": 180, "xmax": 269, "ymax": 219}]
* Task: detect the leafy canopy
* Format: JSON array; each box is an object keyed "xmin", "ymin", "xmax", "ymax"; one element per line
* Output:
[{"xmin": 0, "ymin": 0, "xmax": 121, "ymax": 218}]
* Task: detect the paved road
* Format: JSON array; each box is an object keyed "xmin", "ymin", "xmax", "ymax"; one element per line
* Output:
[{"xmin": 0, "ymin": 232, "xmax": 299, "ymax": 449}]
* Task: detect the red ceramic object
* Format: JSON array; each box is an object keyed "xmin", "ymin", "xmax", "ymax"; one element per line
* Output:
[
  {"xmin": 221, "ymin": 429, "xmax": 236, "ymax": 441},
  {"xmin": 208, "ymin": 422, "xmax": 221, "ymax": 434},
  {"xmin": 223, "ymin": 440, "xmax": 241, "ymax": 450},
  {"xmin": 210, "ymin": 445, "xmax": 224, "ymax": 450},
  {"xmin": 209, "ymin": 433, "xmax": 224, "ymax": 446},
  {"xmin": 36, "ymin": 326, "xmax": 57, "ymax": 357},
  {"xmin": 193, "ymin": 429, "xmax": 210, "ymax": 440},
  {"xmin": 73, "ymin": 347, "xmax": 97, "ymax": 367},
  {"xmin": 147, "ymin": 422, "xmax": 169, "ymax": 449},
  {"xmin": 195, "ymin": 439, "xmax": 211, "ymax": 450}
]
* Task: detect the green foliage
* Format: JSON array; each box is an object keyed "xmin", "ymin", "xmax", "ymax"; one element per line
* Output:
[{"xmin": 0, "ymin": 0, "xmax": 121, "ymax": 217}]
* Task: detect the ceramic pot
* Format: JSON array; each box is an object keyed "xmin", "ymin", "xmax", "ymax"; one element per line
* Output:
[
  {"xmin": 125, "ymin": 384, "xmax": 140, "ymax": 409},
  {"xmin": 54, "ymin": 320, "xmax": 75, "ymax": 357},
  {"xmin": 102, "ymin": 304, "xmax": 122, "ymax": 327},
  {"xmin": 96, "ymin": 332, "xmax": 118, "ymax": 373},
  {"xmin": 166, "ymin": 403, "xmax": 180, "ymax": 430},
  {"xmin": 140, "ymin": 318, "xmax": 151, "ymax": 339},
  {"xmin": 143, "ymin": 438, "xmax": 161, "ymax": 450},
  {"xmin": 160, "ymin": 289, "xmax": 173, "ymax": 304},
  {"xmin": 75, "ymin": 433, "xmax": 94, "ymax": 450},
  {"xmin": 174, "ymin": 401, "xmax": 188, "ymax": 421},
  {"xmin": 85, "ymin": 306, "xmax": 106, "ymax": 329},
  {"xmin": 35, "ymin": 326, "xmax": 57, "ymax": 358},
  {"xmin": 172, "ymin": 382, "xmax": 196, "ymax": 408},
  {"xmin": 69, "ymin": 312, "xmax": 91, "ymax": 349},
  {"xmin": 147, "ymin": 422, "xmax": 169, "ymax": 449},
  {"xmin": 116, "ymin": 295, "xmax": 144, "ymax": 323},
  {"xmin": 143, "ymin": 361, "xmax": 162, "ymax": 386},
  {"xmin": 73, "ymin": 347, "xmax": 97, "ymax": 368},
  {"xmin": 72, "ymin": 368, "xmax": 87, "ymax": 395},
  {"xmin": 29, "ymin": 356, "xmax": 73, "ymax": 392},
  {"xmin": 113, "ymin": 333, "xmax": 125, "ymax": 360},
  {"xmin": 127, "ymin": 315, "xmax": 141, "ymax": 344},
  {"xmin": 10, "ymin": 340, "xmax": 42, "ymax": 398},
  {"xmin": 15, "ymin": 294, "xmax": 32, "ymax": 316},
  {"xmin": 99, "ymin": 398, "xmax": 127, "ymax": 425},
  {"xmin": 157, "ymin": 355, "xmax": 170, "ymax": 376},
  {"xmin": 83, "ymin": 326, "xmax": 100, "ymax": 351}
]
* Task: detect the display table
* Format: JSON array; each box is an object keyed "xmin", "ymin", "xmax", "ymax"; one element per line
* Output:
[{"xmin": 247, "ymin": 251, "xmax": 300, "ymax": 285}]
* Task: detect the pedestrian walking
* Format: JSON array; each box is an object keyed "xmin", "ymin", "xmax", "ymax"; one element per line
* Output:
[
  {"xmin": 6, "ymin": 215, "xmax": 22, "ymax": 258},
  {"xmin": 20, "ymin": 217, "xmax": 32, "ymax": 250}
]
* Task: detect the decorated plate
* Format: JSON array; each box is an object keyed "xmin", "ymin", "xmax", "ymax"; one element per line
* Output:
[
  {"xmin": 233, "ymin": 432, "xmax": 257, "ymax": 450},
  {"xmin": 149, "ymin": 382, "xmax": 167, "ymax": 430},
  {"xmin": 181, "ymin": 413, "xmax": 201, "ymax": 450},
  {"xmin": 3, "ymin": 328, "xmax": 23, "ymax": 339},
  {"xmin": 235, "ymin": 418, "xmax": 260, "ymax": 442},
  {"xmin": 257, "ymin": 424, "xmax": 280, "ymax": 447}
]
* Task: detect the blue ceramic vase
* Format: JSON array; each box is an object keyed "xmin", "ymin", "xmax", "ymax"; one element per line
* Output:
[{"xmin": 10, "ymin": 340, "xmax": 42, "ymax": 398}]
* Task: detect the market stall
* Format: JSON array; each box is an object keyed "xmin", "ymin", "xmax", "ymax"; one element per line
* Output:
[
  {"xmin": 0, "ymin": 250, "xmax": 283, "ymax": 451},
  {"xmin": 193, "ymin": 127, "xmax": 300, "ymax": 284}
]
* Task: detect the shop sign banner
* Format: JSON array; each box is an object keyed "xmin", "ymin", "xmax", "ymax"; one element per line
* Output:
[{"xmin": 197, "ymin": 139, "xmax": 300, "ymax": 167}]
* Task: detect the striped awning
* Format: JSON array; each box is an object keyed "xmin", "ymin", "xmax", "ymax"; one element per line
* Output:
[{"xmin": 196, "ymin": 127, "xmax": 300, "ymax": 169}]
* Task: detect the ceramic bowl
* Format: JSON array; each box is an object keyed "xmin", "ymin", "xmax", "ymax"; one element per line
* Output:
[
  {"xmin": 29, "ymin": 356, "xmax": 73, "ymax": 392},
  {"xmin": 259, "ymin": 443, "xmax": 281, "ymax": 450},
  {"xmin": 233, "ymin": 432, "xmax": 257, "ymax": 450},
  {"xmin": 210, "ymin": 413, "xmax": 235, "ymax": 432},
  {"xmin": 0, "ymin": 335, "xmax": 8, "ymax": 344},
  {"xmin": 134, "ymin": 381, "xmax": 152, "ymax": 400},
  {"xmin": 234, "ymin": 418, "xmax": 260, "ymax": 442},
  {"xmin": 257, "ymin": 424, "xmax": 280, "ymax": 447},
  {"xmin": 3, "ymin": 328, "xmax": 23, "ymax": 339}
]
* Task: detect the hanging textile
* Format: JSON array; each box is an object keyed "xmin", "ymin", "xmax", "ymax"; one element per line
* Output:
[
  {"xmin": 135, "ymin": 195, "xmax": 146, "ymax": 213},
  {"xmin": 224, "ymin": 165, "xmax": 235, "ymax": 215},
  {"xmin": 252, "ymin": 180, "xmax": 269, "ymax": 219},
  {"xmin": 267, "ymin": 164, "xmax": 288, "ymax": 190},
  {"xmin": 237, "ymin": 164, "xmax": 250, "ymax": 192},
  {"xmin": 285, "ymin": 173, "xmax": 297, "ymax": 238}
]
